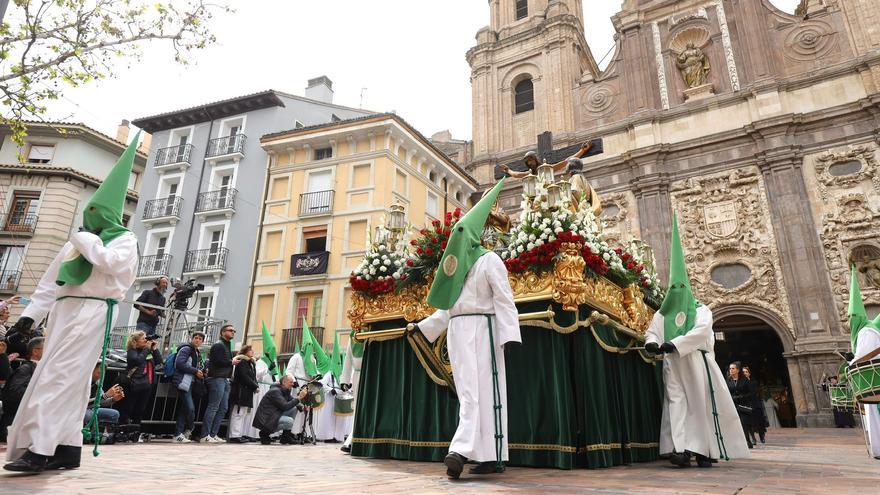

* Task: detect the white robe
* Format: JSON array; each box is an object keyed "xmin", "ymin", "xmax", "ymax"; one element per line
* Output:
[
  {"xmin": 340, "ymin": 341, "xmax": 363, "ymax": 448},
  {"xmin": 7, "ymin": 232, "xmax": 138, "ymax": 460},
  {"xmin": 313, "ymin": 373, "xmax": 348, "ymax": 441},
  {"xmin": 285, "ymin": 353, "xmax": 309, "ymax": 434},
  {"xmin": 850, "ymin": 326, "xmax": 880, "ymax": 458},
  {"xmin": 418, "ymin": 252, "xmax": 521, "ymax": 463},
  {"xmin": 247, "ymin": 359, "xmax": 274, "ymax": 438},
  {"xmin": 645, "ymin": 306, "xmax": 750, "ymax": 460},
  {"xmin": 764, "ymin": 398, "xmax": 781, "ymax": 429}
]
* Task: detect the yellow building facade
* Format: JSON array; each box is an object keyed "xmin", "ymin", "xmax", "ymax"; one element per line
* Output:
[{"xmin": 244, "ymin": 114, "xmax": 477, "ymax": 361}]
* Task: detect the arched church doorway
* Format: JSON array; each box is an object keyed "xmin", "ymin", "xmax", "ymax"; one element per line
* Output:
[{"xmin": 713, "ymin": 313, "xmax": 798, "ymax": 427}]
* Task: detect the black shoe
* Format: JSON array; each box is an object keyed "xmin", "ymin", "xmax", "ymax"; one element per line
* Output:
[
  {"xmin": 468, "ymin": 462, "xmax": 500, "ymax": 475},
  {"xmin": 280, "ymin": 431, "xmax": 296, "ymax": 445},
  {"xmin": 669, "ymin": 451, "xmax": 691, "ymax": 467},
  {"xmin": 444, "ymin": 452, "xmax": 466, "ymax": 479},
  {"xmin": 695, "ymin": 454, "xmax": 713, "ymax": 468},
  {"xmin": 227, "ymin": 437, "xmax": 243, "ymax": 444},
  {"xmin": 4, "ymin": 450, "xmax": 49, "ymax": 473},
  {"xmin": 46, "ymin": 445, "xmax": 81, "ymax": 470},
  {"xmin": 259, "ymin": 431, "xmax": 272, "ymax": 445},
  {"xmin": 340, "ymin": 444, "xmax": 351, "ymax": 454}
]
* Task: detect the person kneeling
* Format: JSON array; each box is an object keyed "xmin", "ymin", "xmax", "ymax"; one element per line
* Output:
[
  {"xmin": 83, "ymin": 362, "xmax": 124, "ymax": 446},
  {"xmin": 252, "ymin": 375, "xmax": 307, "ymax": 445}
]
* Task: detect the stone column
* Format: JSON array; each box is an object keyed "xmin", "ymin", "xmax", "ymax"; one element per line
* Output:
[{"xmin": 631, "ymin": 171, "xmax": 673, "ymax": 281}]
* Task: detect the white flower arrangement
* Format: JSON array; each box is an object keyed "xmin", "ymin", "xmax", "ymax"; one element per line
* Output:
[{"xmin": 351, "ymin": 243, "xmax": 407, "ymax": 283}]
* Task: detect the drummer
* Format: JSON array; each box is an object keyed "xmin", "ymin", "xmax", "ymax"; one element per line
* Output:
[{"xmin": 845, "ymin": 267, "xmax": 880, "ymax": 459}]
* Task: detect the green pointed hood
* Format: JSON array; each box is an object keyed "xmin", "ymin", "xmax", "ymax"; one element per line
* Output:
[
  {"xmin": 427, "ymin": 179, "xmax": 505, "ymax": 310},
  {"xmin": 848, "ymin": 265, "xmax": 879, "ymax": 351},
  {"xmin": 658, "ymin": 213, "xmax": 699, "ymax": 342},
  {"xmin": 294, "ymin": 336, "xmax": 301, "ymax": 356},
  {"xmin": 348, "ymin": 329, "xmax": 364, "ymax": 359},
  {"xmin": 330, "ymin": 331, "xmax": 343, "ymax": 382},
  {"xmin": 57, "ymin": 132, "xmax": 140, "ymax": 286},
  {"xmin": 301, "ymin": 322, "xmax": 331, "ymax": 376},
  {"xmin": 260, "ymin": 321, "xmax": 279, "ymax": 377},
  {"xmin": 301, "ymin": 327, "xmax": 317, "ymax": 377}
]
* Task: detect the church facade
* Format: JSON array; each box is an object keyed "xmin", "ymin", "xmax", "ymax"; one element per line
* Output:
[{"xmin": 465, "ymin": 0, "xmax": 880, "ymax": 426}]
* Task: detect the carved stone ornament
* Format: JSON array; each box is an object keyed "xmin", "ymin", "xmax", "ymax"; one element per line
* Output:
[
  {"xmin": 671, "ymin": 167, "xmax": 793, "ymax": 332},
  {"xmin": 783, "ymin": 20, "xmax": 837, "ymax": 62},
  {"xmin": 819, "ymin": 191, "xmax": 880, "ymax": 323},
  {"xmin": 814, "ymin": 144, "xmax": 880, "ymax": 203},
  {"xmin": 583, "ymin": 84, "xmax": 617, "ymax": 116}
]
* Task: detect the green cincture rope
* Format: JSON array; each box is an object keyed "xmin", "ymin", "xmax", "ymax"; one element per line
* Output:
[
  {"xmin": 58, "ymin": 295, "xmax": 118, "ymax": 457},
  {"xmin": 450, "ymin": 313, "xmax": 505, "ymax": 473},
  {"xmin": 699, "ymin": 350, "xmax": 728, "ymax": 461}
]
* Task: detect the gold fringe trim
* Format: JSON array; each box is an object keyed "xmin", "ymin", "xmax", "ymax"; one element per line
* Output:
[
  {"xmin": 332, "ymin": 411, "xmax": 354, "ymax": 417},
  {"xmin": 509, "ymin": 443, "xmax": 577, "ymax": 453},
  {"xmin": 589, "ymin": 324, "xmax": 635, "ymax": 353},
  {"xmin": 351, "ymin": 437, "xmax": 450, "ymax": 448}
]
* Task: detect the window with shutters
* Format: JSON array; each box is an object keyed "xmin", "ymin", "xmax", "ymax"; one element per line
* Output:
[
  {"xmin": 26, "ymin": 144, "xmax": 54, "ymax": 164},
  {"xmin": 515, "ymin": 0, "xmax": 528, "ymax": 20}
]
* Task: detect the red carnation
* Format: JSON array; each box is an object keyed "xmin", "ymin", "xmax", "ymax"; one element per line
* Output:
[
  {"xmin": 454, "ymin": 207, "xmax": 461, "ymax": 216},
  {"xmin": 406, "ymin": 259, "xmax": 414, "ymax": 266},
  {"xmin": 441, "ymin": 241, "xmax": 447, "ymax": 249},
  {"xmin": 432, "ymin": 220, "xmax": 441, "ymax": 227},
  {"xmin": 410, "ymin": 240, "xmax": 417, "ymax": 246},
  {"xmin": 444, "ymin": 229, "xmax": 451, "ymax": 237},
  {"xmin": 426, "ymin": 248, "xmax": 433, "ymax": 256},
  {"xmin": 417, "ymin": 247, "xmax": 424, "ymax": 255},
  {"xmin": 444, "ymin": 219, "xmax": 451, "ymax": 226},
  {"xmin": 420, "ymin": 228, "xmax": 428, "ymax": 235}
]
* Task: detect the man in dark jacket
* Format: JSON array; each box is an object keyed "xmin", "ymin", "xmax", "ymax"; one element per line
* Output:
[
  {"xmin": 134, "ymin": 277, "xmax": 167, "ymax": 337},
  {"xmin": 201, "ymin": 324, "xmax": 239, "ymax": 442},
  {"xmin": 172, "ymin": 332, "xmax": 204, "ymax": 442},
  {"xmin": 0, "ymin": 338, "xmax": 44, "ymax": 438},
  {"xmin": 253, "ymin": 375, "xmax": 308, "ymax": 445}
]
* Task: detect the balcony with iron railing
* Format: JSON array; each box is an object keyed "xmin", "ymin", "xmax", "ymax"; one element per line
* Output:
[
  {"xmin": 280, "ymin": 326, "xmax": 325, "ymax": 355},
  {"xmin": 195, "ymin": 188, "xmax": 237, "ymax": 218},
  {"xmin": 142, "ymin": 195, "xmax": 183, "ymax": 225},
  {"xmin": 137, "ymin": 254, "xmax": 173, "ymax": 280},
  {"xmin": 1, "ymin": 213, "xmax": 38, "ymax": 235},
  {"xmin": 183, "ymin": 247, "xmax": 229, "ymax": 280},
  {"xmin": 206, "ymin": 134, "xmax": 246, "ymax": 161},
  {"xmin": 299, "ymin": 190, "xmax": 334, "ymax": 217},
  {"xmin": 0, "ymin": 269, "xmax": 21, "ymax": 293},
  {"xmin": 154, "ymin": 143, "xmax": 194, "ymax": 172}
]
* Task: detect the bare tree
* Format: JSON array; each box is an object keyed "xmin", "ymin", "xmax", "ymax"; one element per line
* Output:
[{"xmin": 0, "ymin": 0, "xmax": 230, "ymax": 146}]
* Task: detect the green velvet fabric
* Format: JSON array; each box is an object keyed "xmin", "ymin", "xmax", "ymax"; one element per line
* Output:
[{"xmin": 350, "ymin": 304, "xmax": 664, "ymax": 469}]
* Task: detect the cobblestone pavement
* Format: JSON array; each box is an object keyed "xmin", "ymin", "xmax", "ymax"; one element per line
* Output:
[{"xmin": 1, "ymin": 428, "xmax": 878, "ymax": 494}]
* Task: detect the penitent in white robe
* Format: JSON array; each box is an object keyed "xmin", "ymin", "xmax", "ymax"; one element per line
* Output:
[
  {"xmin": 645, "ymin": 306, "xmax": 750, "ymax": 460},
  {"xmin": 246, "ymin": 359, "xmax": 274, "ymax": 439},
  {"xmin": 418, "ymin": 252, "xmax": 521, "ymax": 463},
  {"xmin": 340, "ymin": 341, "xmax": 363, "ymax": 448},
  {"xmin": 7, "ymin": 232, "xmax": 138, "ymax": 461},
  {"xmin": 313, "ymin": 373, "xmax": 348, "ymax": 441},
  {"xmin": 285, "ymin": 352, "xmax": 309, "ymax": 434},
  {"xmin": 850, "ymin": 326, "xmax": 880, "ymax": 459}
]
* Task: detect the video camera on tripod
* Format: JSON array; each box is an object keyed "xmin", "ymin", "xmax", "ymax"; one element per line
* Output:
[{"xmin": 167, "ymin": 278, "xmax": 205, "ymax": 310}]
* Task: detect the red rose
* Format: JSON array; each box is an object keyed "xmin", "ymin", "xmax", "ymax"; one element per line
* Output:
[
  {"xmin": 426, "ymin": 248, "xmax": 433, "ymax": 256},
  {"xmin": 420, "ymin": 228, "xmax": 428, "ymax": 235},
  {"xmin": 614, "ymin": 248, "xmax": 622, "ymax": 255},
  {"xmin": 444, "ymin": 229, "xmax": 451, "ymax": 237},
  {"xmin": 432, "ymin": 220, "xmax": 441, "ymax": 227},
  {"xmin": 406, "ymin": 259, "xmax": 414, "ymax": 266},
  {"xmin": 444, "ymin": 219, "xmax": 450, "ymax": 226},
  {"xmin": 435, "ymin": 227, "xmax": 442, "ymax": 234},
  {"xmin": 417, "ymin": 247, "xmax": 424, "ymax": 255},
  {"xmin": 454, "ymin": 207, "xmax": 461, "ymax": 216},
  {"xmin": 441, "ymin": 241, "xmax": 447, "ymax": 249},
  {"xmin": 410, "ymin": 240, "xmax": 417, "ymax": 246}
]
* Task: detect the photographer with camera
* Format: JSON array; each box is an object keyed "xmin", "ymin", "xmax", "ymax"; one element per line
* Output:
[
  {"xmin": 118, "ymin": 331, "xmax": 163, "ymax": 436},
  {"xmin": 253, "ymin": 375, "xmax": 308, "ymax": 445},
  {"xmin": 134, "ymin": 277, "xmax": 167, "ymax": 337}
]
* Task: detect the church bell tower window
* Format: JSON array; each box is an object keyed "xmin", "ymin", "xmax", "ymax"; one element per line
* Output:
[
  {"xmin": 515, "ymin": 0, "xmax": 528, "ymax": 20},
  {"xmin": 514, "ymin": 78, "xmax": 534, "ymax": 114}
]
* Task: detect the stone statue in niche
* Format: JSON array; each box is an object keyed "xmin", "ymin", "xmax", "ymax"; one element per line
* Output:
[
  {"xmin": 858, "ymin": 256, "xmax": 880, "ymax": 289},
  {"xmin": 676, "ymin": 42, "xmax": 711, "ymax": 88}
]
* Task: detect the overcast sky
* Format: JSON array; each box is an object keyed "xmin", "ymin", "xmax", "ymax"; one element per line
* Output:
[{"xmin": 55, "ymin": 0, "xmax": 800, "ymax": 142}]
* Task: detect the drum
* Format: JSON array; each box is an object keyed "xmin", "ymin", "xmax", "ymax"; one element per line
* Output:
[
  {"xmin": 849, "ymin": 358, "xmax": 880, "ymax": 404},
  {"xmin": 302, "ymin": 381, "xmax": 326, "ymax": 409},
  {"xmin": 334, "ymin": 392, "xmax": 354, "ymax": 416},
  {"xmin": 828, "ymin": 384, "xmax": 856, "ymax": 411}
]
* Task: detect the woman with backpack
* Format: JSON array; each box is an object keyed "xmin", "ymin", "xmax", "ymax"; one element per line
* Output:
[
  {"xmin": 228, "ymin": 345, "xmax": 258, "ymax": 443},
  {"xmin": 118, "ymin": 331, "xmax": 163, "ymax": 438}
]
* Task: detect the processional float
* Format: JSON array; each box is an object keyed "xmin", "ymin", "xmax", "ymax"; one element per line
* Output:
[{"xmin": 345, "ymin": 158, "xmax": 669, "ymax": 469}]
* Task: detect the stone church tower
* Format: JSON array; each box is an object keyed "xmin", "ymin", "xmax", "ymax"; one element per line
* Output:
[{"xmin": 467, "ymin": 0, "xmax": 880, "ymax": 426}]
